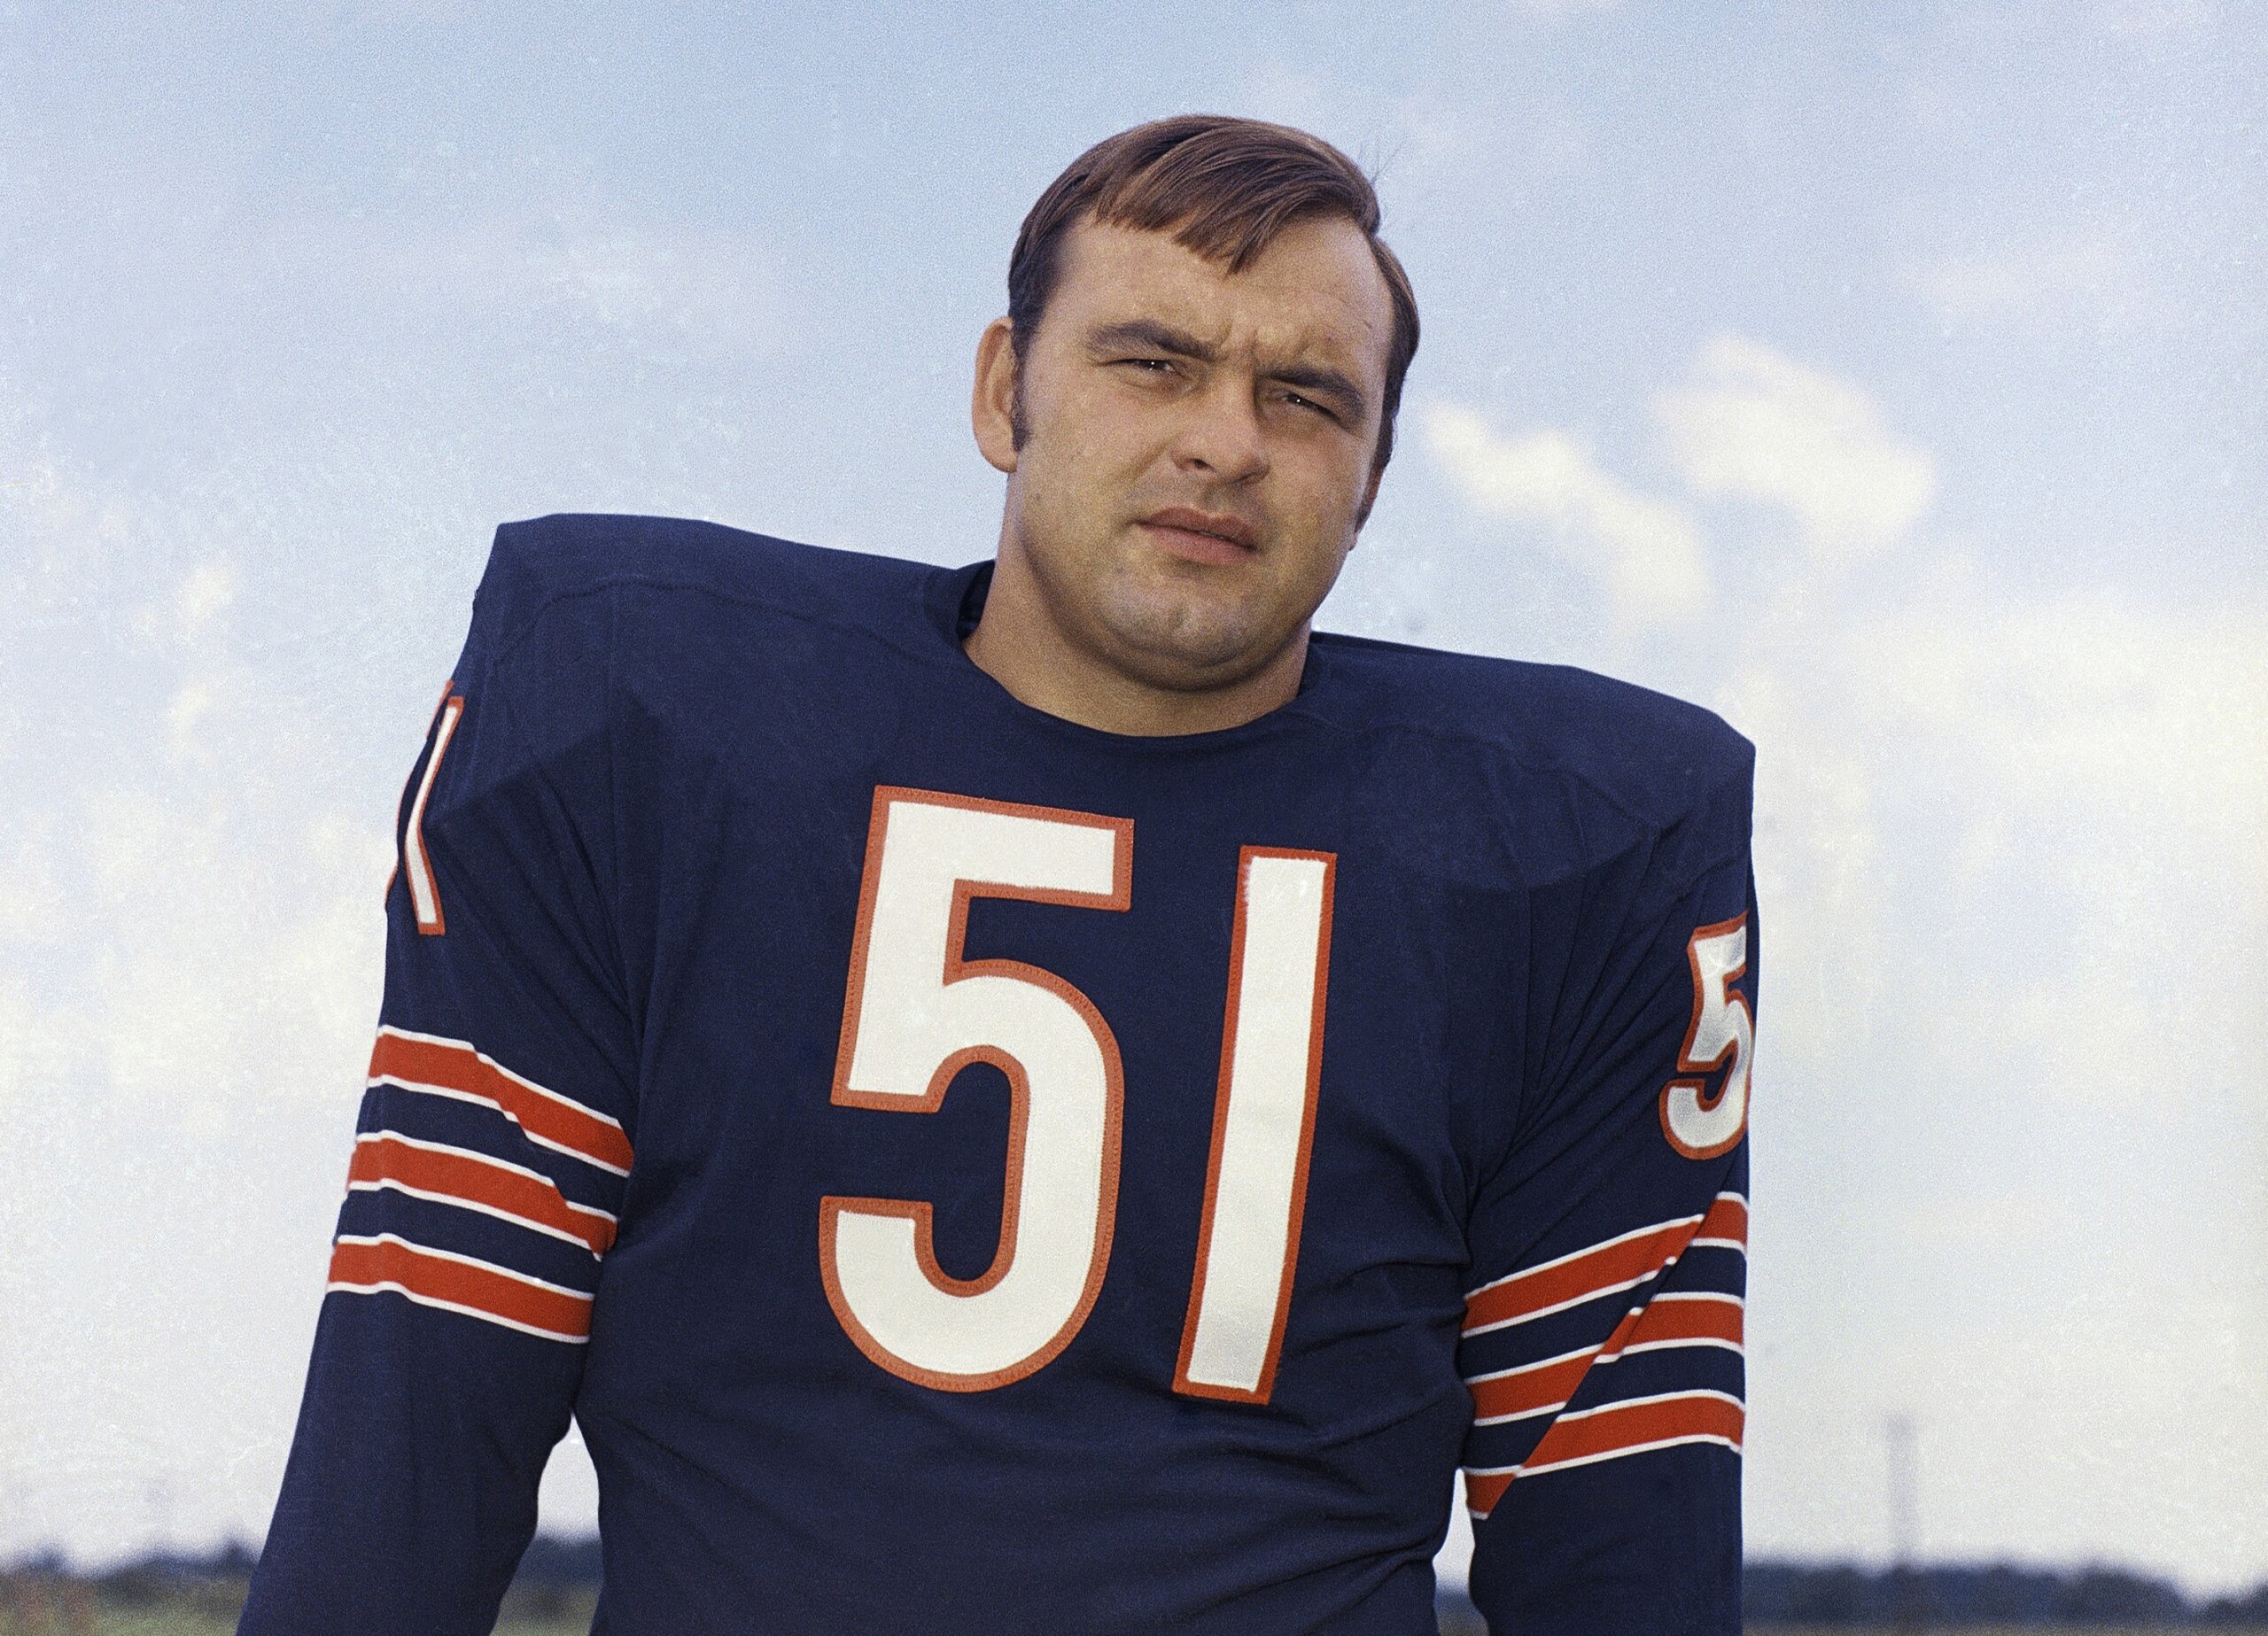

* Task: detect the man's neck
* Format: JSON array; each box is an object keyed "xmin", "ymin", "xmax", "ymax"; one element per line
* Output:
[{"xmin": 961, "ymin": 548, "xmax": 1309, "ymax": 738}]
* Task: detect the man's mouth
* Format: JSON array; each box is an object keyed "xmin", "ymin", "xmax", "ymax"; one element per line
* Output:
[{"xmin": 1137, "ymin": 507, "xmax": 1261, "ymax": 566}]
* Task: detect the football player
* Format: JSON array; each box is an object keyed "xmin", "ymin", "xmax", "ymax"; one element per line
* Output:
[{"xmin": 241, "ymin": 114, "xmax": 1753, "ymax": 1633}]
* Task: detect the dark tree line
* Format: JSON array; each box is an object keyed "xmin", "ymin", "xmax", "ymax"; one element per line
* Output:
[
  {"xmin": 8, "ymin": 1539, "xmax": 2266, "ymax": 1627},
  {"xmin": 1741, "ymin": 1560, "xmax": 2268, "ymax": 1626}
]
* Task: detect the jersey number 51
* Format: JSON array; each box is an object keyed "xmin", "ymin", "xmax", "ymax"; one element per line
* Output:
[{"xmin": 821, "ymin": 786, "xmax": 1329, "ymax": 1403}]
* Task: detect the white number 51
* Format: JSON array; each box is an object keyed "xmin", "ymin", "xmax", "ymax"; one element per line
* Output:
[{"xmin": 820, "ymin": 787, "xmax": 1332, "ymax": 1401}]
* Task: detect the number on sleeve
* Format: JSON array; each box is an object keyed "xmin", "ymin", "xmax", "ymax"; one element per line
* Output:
[
  {"xmin": 1174, "ymin": 848, "xmax": 1335, "ymax": 1404},
  {"xmin": 398, "ymin": 683, "xmax": 465, "ymax": 935},
  {"xmin": 820, "ymin": 787, "xmax": 1132, "ymax": 1392},
  {"xmin": 1658, "ymin": 913, "xmax": 1751, "ymax": 1159}
]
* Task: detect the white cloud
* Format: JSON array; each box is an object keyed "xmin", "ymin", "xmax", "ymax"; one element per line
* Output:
[
  {"xmin": 1417, "ymin": 337, "xmax": 2268, "ymax": 1585},
  {"xmin": 1908, "ymin": 234, "xmax": 2151, "ymax": 326},
  {"xmin": 1423, "ymin": 405, "xmax": 1711, "ymax": 625},
  {"xmin": 163, "ymin": 678, "xmax": 221, "ymax": 764},
  {"xmin": 1731, "ymin": 562, "xmax": 2268, "ymax": 1584},
  {"xmin": 0, "ymin": 393, "xmax": 404, "ymax": 1555},
  {"xmin": 1747, "ymin": 567, "xmax": 2268, "ymax": 1074},
  {"xmin": 175, "ymin": 559, "xmax": 237, "ymax": 641},
  {"xmin": 0, "ymin": 969, "xmax": 72, "ymax": 1114},
  {"xmin": 1654, "ymin": 333, "xmax": 1935, "ymax": 562}
]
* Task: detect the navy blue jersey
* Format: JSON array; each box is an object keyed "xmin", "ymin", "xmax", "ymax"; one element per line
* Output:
[{"xmin": 241, "ymin": 515, "xmax": 1755, "ymax": 1635}]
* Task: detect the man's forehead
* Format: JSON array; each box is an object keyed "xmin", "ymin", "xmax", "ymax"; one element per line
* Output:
[{"xmin": 1054, "ymin": 216, "xmax": 1390, "ymax": 373}]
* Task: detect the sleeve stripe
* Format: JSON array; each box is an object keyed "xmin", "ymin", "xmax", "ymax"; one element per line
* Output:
[
  {"xmin": 1525, "ymin": 1389, "xmax": 1744, "ymax": 1468},
  {"xmin": 1550, "ymin": 1384, "xmax": 1744, "ymax": 1423},
  {"xmin": 1465, "ymin": 1293, "xmax": 1742, "ymax": 1422},
  {"xmin": 1616, "ymin": 1291, "xmax": 1744, "ymax": 1352},
  {"xmin": 1471, "ymin": 1341, "xmax": 1596, "ymax": 1423},
  {"xmin": 1472, "ymin": 1357, "xmax": 1588, "ymax": 1423},
  {"xmin": 1461, "ymin": 1469, "xmax": 1517, "ymax": 1517},
  {"xmin": 346, "ymin": 1132, "xmax": 617, "ymax": 1255},
  {"xmin": 324, "ymin": 1280, "xmax": 591, "ymax": 1345},
  {"xmin": 1464, "ymin": 1340, "xmax": 1599, "ymax": 1388},
  {"xmin": 1459, "ymin": 1190, "xmax": 1750, "ymax": 1512},
  {"xmin": 1462, "ymin": 1191, "xmax": 1747, "ymax": 1336},
  {"xmin": 1694, "ymin": 1190, "xmax": 1748, "ymax": 1245},
  {"xmin": 331, "ymin": 1232, "xmax": 594, "ymax": 1298},
  {"xmin": 1465, "ymin": 1212, "xmax": 1702, "ymax": 1300},
  {"xmin": 369, "ymin": 1026, "xmax": 633, "ymax": 1175},
  {"xmin": 1523, "ymin": 1428, "xmax": 1743, "ymax": 1478},
  {"xmin": 326, "ymin": 1233, "xmax": 593, "ymax": 1342},
  {"xmin": 1463, "ymin": 1391, "xmax": 1745, "ymax": 1515},
  {"xmin": 1464, "ymin": 1219, "xmax": 1695, "ymax": 1335}
]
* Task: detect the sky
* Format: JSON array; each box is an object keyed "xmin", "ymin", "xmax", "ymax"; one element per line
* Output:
[{"xmin": 2, "ymin": 0, "xmax": 2264, "ymax": 1598}]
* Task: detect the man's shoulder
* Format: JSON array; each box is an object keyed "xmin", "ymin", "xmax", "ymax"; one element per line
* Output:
[
  {"xmin": 470, "ymin": 512, "xmax": 936, "ymax": 649},
  {"xmin": 1310, "ymin": 629, "xmax": 1752, "ymax": 826}
]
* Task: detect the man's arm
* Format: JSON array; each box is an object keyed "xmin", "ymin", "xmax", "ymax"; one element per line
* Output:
[
  {"xmin": 240, "ymin": 547, "xmax": 637, "ymax": 1634},
  {"xmin": 1459, "ymin": 746, "xmax": 1754, "ymax": 1634}
]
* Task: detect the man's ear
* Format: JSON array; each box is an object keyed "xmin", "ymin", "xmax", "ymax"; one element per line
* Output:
[{"xmin": 971, "ymin": 316, "xmax": 1021, "ymax": 476}]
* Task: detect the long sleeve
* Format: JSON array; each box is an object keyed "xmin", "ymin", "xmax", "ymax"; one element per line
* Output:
[
  {"xmin": 241, "ymin": 551, "xmax": 637, "ymax": 1633},
  {"xmin": 1460, "ymin": 748, "xmax": 1755, "ymax": 1635}
]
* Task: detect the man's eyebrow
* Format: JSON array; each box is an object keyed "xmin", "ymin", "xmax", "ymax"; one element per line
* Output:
[
  {"xmin": 1087, "ymin": 318, "xmax": 1369, "ymax": 422},
  {"xmin": 1267, "ymin": 361, "xmax": 1367, "ymax": 420},
  {"xmin": 1085, "ymin": 319, "xmax": 1220, "ymax": 363}
]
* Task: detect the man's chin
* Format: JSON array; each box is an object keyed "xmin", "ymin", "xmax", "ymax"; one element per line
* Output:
[{"xmin": 1092, "ymin": 587, "xmax": 1280, "ymax": 690}]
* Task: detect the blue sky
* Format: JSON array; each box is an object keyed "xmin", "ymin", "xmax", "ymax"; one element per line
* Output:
[{"xmin": 1, "ymin": 0, "xmax": 2262, "ymax": 1594}]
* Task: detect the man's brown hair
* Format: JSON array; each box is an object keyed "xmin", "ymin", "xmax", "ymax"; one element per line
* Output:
[{"xmin": 1007, "ymin": 113, "xmax": 1421, "ymax": 475}]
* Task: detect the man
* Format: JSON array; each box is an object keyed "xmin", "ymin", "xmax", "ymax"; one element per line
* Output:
[{"xmin": 241, "ymin": 115, "xmax": 1752, "ymax": 1633}]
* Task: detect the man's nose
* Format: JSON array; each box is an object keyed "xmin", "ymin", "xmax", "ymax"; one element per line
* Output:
[{"xmin": 1170, "ymin": 375, "xmax": 1270, "ymax": 485}]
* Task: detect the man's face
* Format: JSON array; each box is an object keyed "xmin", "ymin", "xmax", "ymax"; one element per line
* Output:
[{"xmin": 981, "ymin": 213, "xmax": 1394, "ymax": 693}]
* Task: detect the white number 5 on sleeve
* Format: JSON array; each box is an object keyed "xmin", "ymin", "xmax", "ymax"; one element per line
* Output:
[{"xmin": 1658, "ymin": 914, "xmax": 1751, "ymax": 1160}]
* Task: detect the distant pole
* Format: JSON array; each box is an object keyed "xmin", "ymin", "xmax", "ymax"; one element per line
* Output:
[
  {"xmin": 148, "ymin": 1477, "xmax": 176, "ymax": 1555},
  {"xmin": 1886, "ymin": 1415, "xmax": 1917, "ymax": 1565},
  {"xmin": 1885, "ymin": 1414, "xmax": 1923, "ymax": 1634}
]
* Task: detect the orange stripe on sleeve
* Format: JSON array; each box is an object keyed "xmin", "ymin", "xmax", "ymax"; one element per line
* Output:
[
  {"xmin": 368, "ymin": 1027, "xmax": 633, "ymax": 1175},
  {"xmin": 346, "ymin": 1133, "xmax": 617, "ymax": 1255},
  {"xmin": 1521, "ymin": 1391, "xmax": 1744, "ymax": 1475},
  {"xmin": 1469, "ymin": 1348, "xmax": 1596, "ymax": 1423},
  {"xmin": 1693, "ymin": 1191, "xmax": 1748, "ymax": 1246},
  {"xmin": 1618, "ymin": 1292, "xmax": 1743, "ymax": 1353},
  {"xmin": 1463, "ymin": 1468, "xmax": 1516, "ymax": 1516},
  {"xmin": 1463, "ymin": 1216, "xmax": 1697, "ymax": 1334},
  {"xmin": 1464, "ymin": 1392, "xmax": 1745, "ymax": 1516},
  {"xmin": 326, "ymin": 1234, "xmax": 593, "ymax": 1343}
]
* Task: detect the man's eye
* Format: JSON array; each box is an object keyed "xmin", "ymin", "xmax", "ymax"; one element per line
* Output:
[
  {"xmin": 1117, "ymin": 357, "xmax": 1175, "ymax": 374},
  {"xmin": 1281, "ymin": 391, "xmax": 1337, "ymax": 421}
]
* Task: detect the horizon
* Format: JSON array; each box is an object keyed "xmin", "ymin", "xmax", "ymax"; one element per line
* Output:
[{"xmin": 6, "ymin": 1534, "xmax": 2266, "ymax": 1617}]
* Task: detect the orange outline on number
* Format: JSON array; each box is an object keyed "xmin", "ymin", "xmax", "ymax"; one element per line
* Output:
[
  {"xmin": 819, "ymin": 785, "xmax": 1133, "ymax": 1393},
  {"xmin": 1172, "ymin": 846, "xmax": 1335, "ymax": 1406},
  {"xmin": 1657, "ymin": 911, "xmax": 1751, "ymax": 1160}
]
